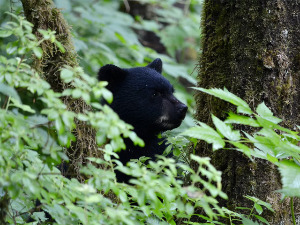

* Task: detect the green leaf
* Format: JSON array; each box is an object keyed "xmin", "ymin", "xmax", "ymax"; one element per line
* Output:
[
  {"xmin": 67, "ymin": 204, "xmax": 87, "ymax": 223},
  {"xmin": 256, "ymin": 128, "xmax": 300, "ymax": 159},
  {"xmin": 62, "ymin": 89, "xmax": 72, "ymax": 96},
  {"xmin": 6, "ymin": 41, "xmax": 18, "ymax": 55},
  {"xmin": 212, "ymin": 114, "xmax": 240, "ymax": 141},
  {"xmin": 31, "ymin": 211, "xmax": 47, "ymax": 222},
  {"xmin": 33, "ymin": 47, "xmax": 43, "ymax": 59},
  {"xmin": 55, "ymin": 117, "xmax": 65, "ymax": 134},
  {"xmin": 0, "ymin": 29, "xmax": 13, "ymax": 37},
  {"xmin": 115, "ymin": 32, "xmax": 127, "ymax": 44},
  {"xmin": 173, "ymin": 147, "xmax": 181, "ymax": 157},
  {"xmin": 278, "ymin": 160, "xmax": 300, "ymax": 197},
  {"xmin": 242, "ymin": 217, "xmax": 261, "ymax": 225},
  {"xmin": 38, "ymin": 29, "xmax": 51, "ymax": 39},
  {"xmin": 228, "ymin": 141, "xmax": 253, "ymax": 159},
  {"xmin": 77, "ymin": 113, "xmax": 88, "ymax": 121},
  {"xmin": 10, "ymin": 98, "xmax": 35, "ymax": 113},
  {"xmin": 72, "ymin": 89, "xmax": 82, "ymax": 98},
  {"xmin": 102, "ymin": 88, "xmax": 113, "ymax": 103},
  {"xmin": 5, "ymin": 12, "xmax": 20, "ymax": 20},
  {"xmin": 181, "ymin": 123, "xmax": 225, "ymax": 150},
  {"xmin": 266, "ymin": 154, "xmax": 278, "ymax": 163},
  {"xmin": 194, "ymin": 87, "xmax": 253, "ymax": 114},
  {"xmin": 60, "ymin": 69, "xmax": 74, "ymax": 82},
  {"xmin": 81, "ymin": 92, "xmax": 90, "ymax": 102},
  {"xmin": 0, "ymin": 83, "xmax": 21, "ymax": 103},
  {"xmin": 27, "ymin": 115, "xmax": 49, "ymax": 126},
  {"xmin": 185, "ymin": 202, "xmax": 194, "ymax": 215},
  {"xmin": 256, "ymin": 102, "xmax": 282, "ymax": 124},
  {"xmin": 244, "ymin": 196, "xmax": 274, "ymax": 212},
  {"xmin": 226, "ymin": 112, "xmax": 260, "ymax": 127},
  {"xmin": 253, "ymin": 215, "xmax": 270, "ymax": 225},
  {"xmin": 54, "ymin": 40, "xmax": 65, "ymax": 53},
  {"xmin": 254, "ymin": 203, "xmax": 263, "ymax": 214},
  {"xmin": 221, "ymin": 207, "xmax": 243, "ymax": 218}
]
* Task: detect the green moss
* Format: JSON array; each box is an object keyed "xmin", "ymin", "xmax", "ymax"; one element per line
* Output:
[
  {"xmin": 21, "ymin": 0, "xmax": 101, "ymax": 183},
  {"xmin": 193, "ymin": 0, "xmax": 300, "ymax": 223}
]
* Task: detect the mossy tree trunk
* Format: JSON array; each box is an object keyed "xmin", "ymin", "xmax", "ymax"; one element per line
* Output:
[
  {"xmin": 21, "ymin": 0, "xmax": 100, "ymax": 180},
  {"xmin": 194, "ymin": 0, "xmax": 300, "ymax": 223}
]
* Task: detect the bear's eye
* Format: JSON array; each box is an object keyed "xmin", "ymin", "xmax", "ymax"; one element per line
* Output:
[{"xmin": 152, "ymin": 91, "xmax": 162, "ymax": 98}]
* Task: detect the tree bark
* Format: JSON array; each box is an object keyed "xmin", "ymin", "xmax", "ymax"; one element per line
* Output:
[
  {"xmin": 194, "ymin": 0, "xmax": 300, "ymax": 223},
  {"xmin": 21, "ymin": 0, "xmax": 100, "ymax": 180}
]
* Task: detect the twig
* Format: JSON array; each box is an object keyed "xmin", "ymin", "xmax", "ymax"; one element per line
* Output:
[
  {"xmin": 123, "ymin": 0, "xmax": 130, "ymax": 12},
  {"xmin": 291, "ymin": 197, "xmax": 296, "ymax": 225}
]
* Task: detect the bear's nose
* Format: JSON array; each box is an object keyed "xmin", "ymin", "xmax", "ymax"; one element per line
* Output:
[{"xmin": 178, "ymin": 104, "xmax": 188, "ymax": 120}]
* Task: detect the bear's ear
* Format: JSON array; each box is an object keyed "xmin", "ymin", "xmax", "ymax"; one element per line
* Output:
[
  {"xmin": 98, "ymin": 64, "xmax": 126, "ymax": 85},
  {"xmin": 147, "ymin": 58, "xmax": 162, "ymax": 73}
]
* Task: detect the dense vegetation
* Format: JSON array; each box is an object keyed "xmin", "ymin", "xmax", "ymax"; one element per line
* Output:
[{"xmin": 0, "ymin": 1, "xmax": 299, "ymax": 224}]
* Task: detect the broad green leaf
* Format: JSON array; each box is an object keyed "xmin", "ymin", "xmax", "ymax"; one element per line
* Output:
[
  {"xmin": 253, "ymin": 215, "xmax": 270, "ymax": 225},
  {"xmin": 81, "ymin": 92, "xmax": 90, "ymax": 102},
  {"xmin": 38, "ymin": 29, "xmax": 51, "ymax": 39},
  {"xmin": 194, "ymin": 87, "xmax": 253, "ymax": 114},
  {"xmin": 266, "ymin": 154, "xmax": 278, "ymax": 163},
  {"xmin": 5, "ymin": 12, "xmax": 20, "ymax": 20},
  {"xmin": 62, "ymin": 89, "xmax": 72, "ymax": 96},
  {"xmin": 6, "ymin": 41, "xmax": 18, "ymax": 55},
  {"xmin": 67, "ymin": 204, "xmax": 87, "ymax": 223},
  {"xmin": 249, "ymin": 132, "xmax": 278, "ymax": 158},
  {"xmin": 72, "ymin": 89, "xmax": 82, "ymax": 98},
  {"xmin": 102, "ymin": 88, "xmax": 113, "ymax": 103},
  {"xmin": 54, "ymin": 40, "xmax": 65, "ymax": 53},
  {"xmin": 55, "ymin": 117, "xmax": 65, "ymax": 134},
  {"xmin": 278, "ymin": 160, "xmax": 300, "ymax": 197},
  {"xmin": 221, "ymin": 207, "xmax": 243, "ymax": 218},
  {"xmin": 0, "ymin": 29, "xmax": 13, "ymax": 37},
  {"xmin": 181, "ymin": 123, "xmax": 225, "ymax": 150},
  {"xmin": 228, "ymin": 141, "xmax": 253, "ymax": 159},
  {"xmin": 226, "ymin": 112, "xmax": 260, "ymax": 127},
  {"xmin": 256, "ymin": 116, "xmax": 297, "ymax": 135},
  {"xmin": 115, "ymin": 32, "xmax": 127, "ymax": 44},
  {"xmin": 257, "ymin": 129, "xmax": 300, "ymax": 159},
  {"xmin": 33, "ymin": 47, "xmax": 43, "ymax": 59},
  {"xmin": 212, "ymin": 114, "xmax": 240, "ymax": 141},
  {"xmin": 0, "ymin": 83, "xmax": 21, "ymax": 103},
  {"xmin": 244, "ymin": 196, "xmax": 274, "ymax": 212},
  {"xmin": 85, "ymin": 194, "xmax": 102, "ymax": 203},
  {"xmin": 31, "ymin": 212, "xmax": 47, "ymax": 222},
  {"xmin": 60, "ymin": 68, "xmax": 74, "ymax": 82},
  {"xmin": 256, "ymin": 102, "xmax": 282, "ymax": 124},
  {"xmin": 242, "ymin": 217, "xmax": 261, "ymax": 225},
  {"xmin": 254, "ymin": 203, "xmax": 263, "ymax": 215},
  {"xmin": 10, "ymin": 98, "xmax": 35, "ymax": 113},
  {"xmin": 77, "ymin": 113, "xmax": 88, "ymax": 121},
  {"xmin": 185, "ymin": 202, "xmax": 194, "ymax": 215},
  {"xmin": 27, "ymin": 115, "xmax": 49, "ymax": 126}
]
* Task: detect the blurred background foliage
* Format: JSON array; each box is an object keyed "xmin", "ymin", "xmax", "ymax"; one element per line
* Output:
[{"xmin": 0, "ymin": 0, "xmax": 203, "ymax": 132}]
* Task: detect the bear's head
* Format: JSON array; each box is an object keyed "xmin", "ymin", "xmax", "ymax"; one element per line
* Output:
[{"xmin": 98, "ymin": 58, "xmax": 187, "ymax": 139}]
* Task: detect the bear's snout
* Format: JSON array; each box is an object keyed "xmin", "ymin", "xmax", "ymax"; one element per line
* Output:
[{"xmin": 177, "ymin": 103, "xmax": 188, "ymax": 120}]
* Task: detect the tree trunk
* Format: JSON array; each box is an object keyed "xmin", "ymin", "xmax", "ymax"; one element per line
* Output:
[
  {"xmin": 21, "ymin": 0, "xmax": 100, "ymax": 180},
  {"xmin": 194, "ymin": 0, "xmax": 300, "ymax": 223}
]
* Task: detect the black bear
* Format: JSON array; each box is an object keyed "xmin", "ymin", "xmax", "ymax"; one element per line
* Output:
[{"xmin": 98, "ymin": 58, "xmax": 187, "ymax": 182}]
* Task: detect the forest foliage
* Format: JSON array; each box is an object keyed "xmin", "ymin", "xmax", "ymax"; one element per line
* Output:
[{"xmin": 0, "ymin": 0, "xmax": 299, "ymax": 224}]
